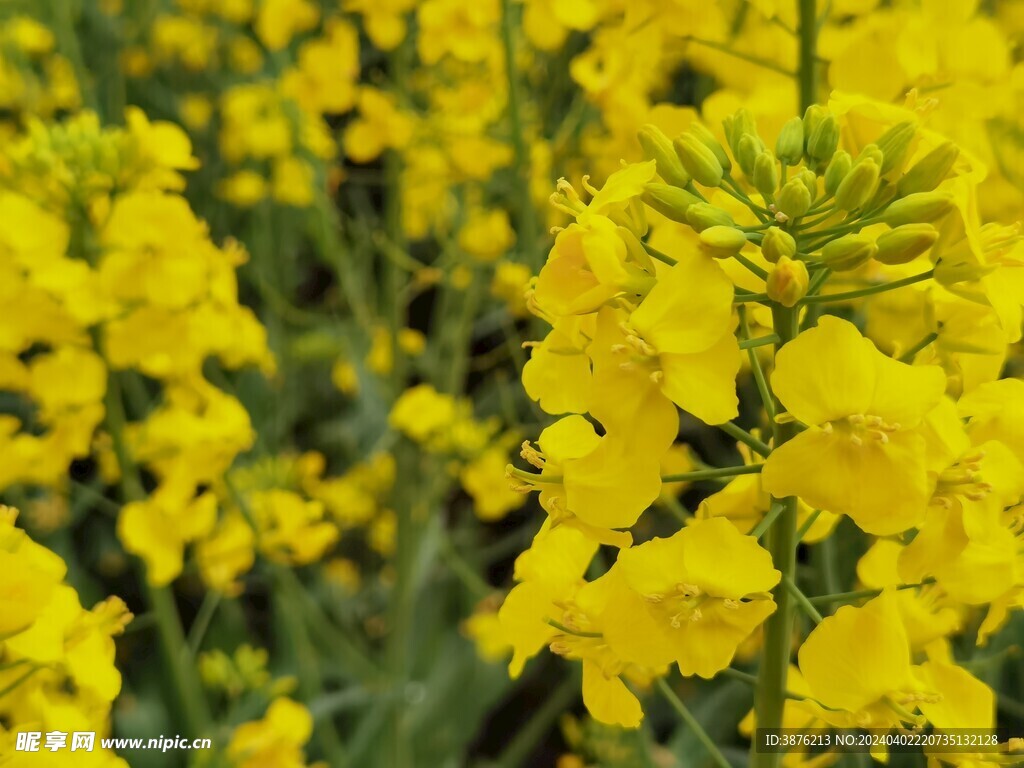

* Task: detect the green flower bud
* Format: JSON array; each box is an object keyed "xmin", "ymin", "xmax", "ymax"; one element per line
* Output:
[
  {"xmin": 802, "ymin": 105, "xmax": 828, "ymax": 144},
  {"xmin": 824, "ymin": 150, "xmax": 852, "ymax": 196},
  {"xmin": 898, "ymin": 142, "xmax": 959, "ymax": 196},
  {"xmin": 806, "ymin": 115, "xmax": 840, "ymax": 164},
  {"xmin": 736, "ymin": 133, "xmax": 764, "ymax": 177},
  {"xmin": 820, "ymin": 234, "xmax": 877, "ymax": 271},
  {"xmin": 835, "ymin": 158, "xmax": 880, "ymax": 211},
  {"xmin": 689, "ymin": 122, "xmax": 732, "ymax": 173},
  {"xmin": 766, "ymin": 255, "xmax": 809, "ymax": 307},
  {"xmin": 874, "ymin": 223, "xmax": 939, "ymax": 265},
  {"xmin": 641, "ymin": 183, "xmax": 702, "ymax": 223},
  {"xmin": 724, "ymin": 108, "xmax": 759, "ymax": 159},
  {"xmin": 674, "ymin": 132, "xmax": 724, "ymax": 187},
  {"xmin": 856, "ymin": 143, "xmax": 884, "ymax": 168},
  {"xmin": 875, "ymin": 121, "xmax": 917, "ymax": 175},
  {"xmin": 753, "ymin": 151, "xmax": 779, "ymax": 198},
  {"xmin": 638, "ymin": 124, "xmax": 692, "ymax": 188},
  {"xmin": 776, "ymin": 179, "xmax": 812, "ymax": 220},
  {"xmin": 795, "ymin": 168, "xmax": 818, "ymax": 198},
  {"xmin": 775, "ymin": 117, "xmax": 805, "ymax": 166},
  {"xmin": 882, "ymin": 191, "xmax": 955, "ymax": 226},
  {"xmin": 761, "ymin": 226, "xmax": 797, "ymax": 263},
  {"xmin": 699, "ymin": 225, "xmax": 748, "ymax": 258},
  {"xmin": 685, "ymin": 202, "xmax": 735, "ymax": 232}
]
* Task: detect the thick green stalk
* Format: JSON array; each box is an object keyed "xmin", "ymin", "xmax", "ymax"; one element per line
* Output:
[
  {"xmin": 101, "ymin": 368, "xmax": 211, "ymax": 739},
  {"xmin": 500, "ymin": 0, "xmax": 540, "ymax": 270},
  {"xmin": 797, "ymin": 0, "xmax": 819, "ymax": 112},
  {"xmin": 751, "ymin": 305, "xmax": 800, "ymax": 768}
]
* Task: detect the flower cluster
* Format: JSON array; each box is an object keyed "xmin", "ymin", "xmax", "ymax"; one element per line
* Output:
[{"xmin": 500, "ymin": 99, "xmax": 1023, "ymax": 744}]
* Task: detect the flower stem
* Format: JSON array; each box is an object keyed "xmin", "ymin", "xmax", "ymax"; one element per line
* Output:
[
  {"xmin": 783, "ymin": 576, "xmax": 824, "ymax": 624},
  {"xmin": 751, "ymin": 304, "xmax": 800, "ymax": 768},
  {"xmin": 662, "ymin": 464, "xmax": 762, "ymax": 483},
  {"xmin": 807, "ymin": 579, "xmax": 935, "ymax": 606},
  {"xmin": 656, "ymin": 678, "xmax": 733, "ymax": 768},
  {"xmin": 899, "ymin": 331, "xmax": 939, "ymax": 362},
  {"xmin": 798, "ymin": 0, "xmax": 819, "ymax": 112},
  {"xmin": 500, "ymin": 0, "xmax": 540, "ymax": 270},
  {"xmin": 800, "ymin": 269, "xmax": 934, "ymax": 304},
  {"xmin": 719, "ymin": 421, "xmax": 772, "ymax": 457}
]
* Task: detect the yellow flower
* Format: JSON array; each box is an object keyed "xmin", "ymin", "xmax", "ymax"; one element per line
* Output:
[
  {"xmin": 600, "ymin": 517, "xmax": 780, "ymax": 678},
  {"xmin": 762, "ymin": 316, "xmax": 948, "ymax": 535},
  {"xmin": 254, "ymin": 0, "xmax": 319, "ymax": 52},
  {"xmin": 457, "ymin": 207, "xmax": 515, "ymax": 262},
  {"xmin": 461, "ymin": 447, "xmax": 527, "ymax": 522},
  {"xmin": 227, "ymin": 698, "xmax": 314, "ymax": 768}
]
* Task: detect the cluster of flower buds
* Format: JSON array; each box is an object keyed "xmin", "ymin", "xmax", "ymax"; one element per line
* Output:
[{"xmin": 638, "ymin": 106, "xmax": 965, "ymax": 308}]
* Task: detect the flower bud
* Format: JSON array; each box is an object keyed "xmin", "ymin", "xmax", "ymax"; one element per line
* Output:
[
  {"xmin": 638, "ymin": 124, "xmax": 692, "ymax": 188},
  {"xmin": 699, "ymin": 225, "xmax": 748, "ymax": 258},
  {"xmin": 874, "ymin": 223, "xmax": 938, "ymax": 265},
  {"xmin": 766, "ymin": 255, "xmax": 809, "ymax": 307},
  {"xmin": 761, "ymin": 227, "xmax": 797, "ymax": 263},
  {"xmin": 641, "ymin": 183, "xmax": 701, "ymax": 223},
  {"xmin": 802, "ymin": 105, "xmax": 827, "ymax": 144},
  {"xmin": 724, "ymin": 108, "xmax": 759, "ymax": 158},
  {"xmin": 806, "ymin": 114, "xmax": 840, "ymax": 165},
  {"xmin": 753, "ymin": 151, "xmax": 779, "ymax": 198},
  {"xmin": 856, "ymin": 143, "xmax": 884, "ymax": 168},
  {"xmin": 898, "ymin": 142, "xmax": 959, "ymax": 196},
  {"xmin": 835, "ymin": 158, "xmax": 880, "ymax": 211},
  {"xmin": 882, "ymin": 192, "xmax": 954, "ymax": 226},
  {"xmin": 736, "ymin": 133, "xmax": 764, "ymax": 177},
  {"xmin": 689, "ymin": 122, "xmax": 732, "ymax": 173},
  {"xmin": 776, "ymin": 179, "xmax": 812, "ymax": 220},
  {"xmin": 824, "ymin": 151, "xmax": 852, "ymax": 196},
  {"xmin": 875, "ymin": 121, "xmax": 917, "ymax": 175},
  {"xmin": 820, "ymin": 234, "xmax": 877, "ymax": 271},
  {"xmin": 775, "ymin": 117, "xmax": 804, "ymax": 166},
  {"xmin": 685, "ymin": 202, "xmax": 735, "ymax": 232},
  {"xmin": 795, "ymin": 168, "xmax": 818, "ymax": 198},
  {"xmin": 674, "ymin": 133, "xmax": 724, "ymax": 187}
]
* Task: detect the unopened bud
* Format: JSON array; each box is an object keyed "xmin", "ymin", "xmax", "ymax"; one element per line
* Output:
[
  {"xmin": 641, "ymin": 183, "xmax": 701, "ymax": 223},
  {"xmin": 775, "ymin": 117, "xmax": 804, "ymax": 166},
  {"xmin": 835, "ymin": 158, "xmax": 880, "ymax": 211},
  {"xmin": 820, "ymin": 233, "xmax": 877, "ymax": 271},
  {"xmin": 882, "ymin": 192, "xmax": 954, "ymax": 226},
  {"xmin": 856, "ymin": 143, "xmax": 884, "ymax": 168},
  {"xmin": 824, "ymin": 151, "xmax": 852, "ymax": 196},
  {"xmin": 898, "ymin": 142, "xmax": 959, "ymax": 196},
  {"xmin": 685, "ymin": 202, "xmax": 735, "ymax": 232},
  {"xmin": 795, "ymin": 168, "xmax": 818, "ymax": 198},
  {"xmin": 875, "ymin": 121, "xmax": 917, "ymax": 175},
  {"xmin": 875, "ymin": 223, "xmax": 938, "ymax": 265},
  {"xmin": 724, "ymin": 108, "xmax": 759, "ymax": 159},
  {"xmin": 806, "ymin": 114, "xmax": 840, "ymax": 165},
  {"xmin": 674, "ymin": 133, "xmax": 724, "ymax": 187},
  {"xmin": 761, "ymin": 227, "xmax": 797, "ymax": 263},
  {"xmin": 699, "ymin": 225, "xmax": 748, "ymax": 258},
  {"xmin": 689, "ymin": 123, "xmax": 732, "ymax": 173},
  {"xmin": 776, "ymin": 179, "xmax": 812, "ymax": 219},
  {"xmin": 753, "ymin": 151, "xmax": 779, "ymax": 198},
  {"xmin": 766, "ymin": 255, "xmax": 809, "ymax": 307},
  {"xmin": 802, "ymin": 105, "xmax": 827, "ymax": 144},
  {"xmin": 638, "ymin": 125, "xmax": 692, "ymax": 188},
  {"xmin": 736, "ymin": 133, "xmax": 764, "ymax": 177}
]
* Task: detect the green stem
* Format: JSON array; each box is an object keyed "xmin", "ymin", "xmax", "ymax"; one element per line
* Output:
[
  {"xmin": 734, "ymin": 252, "xmax": 770, "ymax": 280},
  {"xmin": 684, "ymin": 36, "xmax": 796, "ymax": 78},
  {"xmin": 783, "ymin": 576, "xmax": 824, "ymax": 624},
  {"xmin": 491, "ymin": 673, "xmax": 579, "ymax": 768},
  {"xmin": 797, "ymin": 0, "xmax": 819, "ymax": 112},
  {"xmin": 899, "ymin": 332, "xmax": 939, "ymax": 362},
  {"xmin": 500, "ymin": 0, "xmax": 539, "ymax": 270},
  {"xmin": 656, "ymin": 678, "xmax": 733, "ymax": 768},
  {"xmin": 662, "ymin": 464, "xmax": 762, "ymax": 483},
  {"xmin": 720, "ymin": 667, "xmax": 808, "ymax": 702},
  {"xmin": 738, "ymin": 306, "xmax": 776, "ymax": 421},
  {"xmin": 719, "ymin": 421, "xmax": 772, "ymax": 457},
  {"xmin": 794, "ymin": 509, "xmax": 823, "ymax": 541},
  {"xmin": 749, "ymin": 501, "xmax": 785, "ymax": 539},
  {"xmin": 807, "ymin": 579, "xmax": 935, "ymax": 606},
  {"xmin": 800, "ymin": 269, "xmax": 934, "ymax": 304},
  {"xmin": 751, "ymin": 304, "xmax": 800, "ymax": 768},
  {"xmin": 100, "ymin": 363, "xmax": 211, "ymax": 739},
  {"xmin": 739, "ymin": 334, "xmax": 780, "ymax": 351}
]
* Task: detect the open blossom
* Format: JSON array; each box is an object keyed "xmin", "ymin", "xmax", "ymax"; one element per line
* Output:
[{"xmin": 762, "ymin": 316, "xmax": 950, "ymax": 535}]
